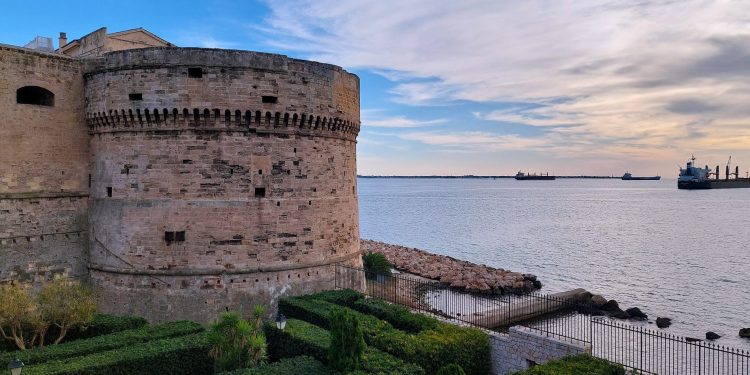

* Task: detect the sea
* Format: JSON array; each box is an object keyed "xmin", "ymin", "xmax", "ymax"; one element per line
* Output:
[{"xmin": 358, "ymin": 177, "xmax": 750, "ymax": 349}]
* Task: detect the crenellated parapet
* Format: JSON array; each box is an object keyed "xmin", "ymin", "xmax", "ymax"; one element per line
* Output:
[{"xmin": 86, "ymin": 108, "xmax": 360, "ymax": 141}]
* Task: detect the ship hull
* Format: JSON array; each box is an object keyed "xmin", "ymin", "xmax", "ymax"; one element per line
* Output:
[
  {"xmin": 622, "ymin": 176, "xmax": 661, "ymax": 180},
  {"xmin": 678, "ymin": 179, "xmax": 750, "ymax": 189},
  {"xmin": 515, "ymin": 176, "xmax": 556, "ymax": 180}
]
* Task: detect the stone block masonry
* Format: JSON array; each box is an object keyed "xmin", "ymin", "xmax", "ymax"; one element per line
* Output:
[
  {"xmin": 1, "ymin": 40, "xmax": 362, "ymax": 322},
  {"xmin": 490, "ymin": 326, "xmax": 591, "ymax": 375}
]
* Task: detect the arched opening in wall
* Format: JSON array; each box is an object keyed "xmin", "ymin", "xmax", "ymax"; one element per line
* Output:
[{"xmin": 16, "ymin": 86, "xmax": 54, "ymax": 106}]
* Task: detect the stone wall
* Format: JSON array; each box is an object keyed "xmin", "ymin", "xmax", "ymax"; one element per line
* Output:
[
  {"xmin": 0, "ymin": 45, "xmax": 89, "ymax": 285},
  {"xmin": 490, "ymin": 326, "xmax": 591, "ymax": 375},
  {"xmin": 84, "ymin": 48, "xmax": 361, "ymax": 322}
]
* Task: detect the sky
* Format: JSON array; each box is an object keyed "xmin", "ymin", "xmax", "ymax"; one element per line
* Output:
[{"xmin": 2, "ymin": 0, "xmax": 749, "ymax": 176}]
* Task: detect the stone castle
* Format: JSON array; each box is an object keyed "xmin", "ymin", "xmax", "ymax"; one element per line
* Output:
[{"xmin": 0, "ymin": 27, "xmax": 363, "ymax": 322}]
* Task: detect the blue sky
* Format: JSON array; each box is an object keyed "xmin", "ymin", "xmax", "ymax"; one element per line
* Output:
[{"xmin": 3, "ymin": 0, "xmax": 750, "ymax": 176}]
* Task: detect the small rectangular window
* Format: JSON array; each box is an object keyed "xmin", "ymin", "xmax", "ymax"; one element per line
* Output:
[
  {"xmin": 188, "ymin": 68, "xmax": 203, "ymax": 78},
  {"xmin": 258, "ymin": 169, "xmax": 262, "ymax": 175},
  {"xmin": 261, "ymin": 96, "xmax": 278, "ymax": 104},
  {"xmin": 106, "ymin": 187, "xmax": 112, "ymax": 197},
  {"xmin": 129, "ymin": 93, "xmax": 143, "ymax": 101},
  {"xmin": 254, "ymin": 187, "xmax": 266, "ymax": 198},
  {"xmin": 164, "ymin": 231, "xmax": 175, "ymax": 244},
  {"xmin": 175, "ymin": 231, "xmax": 186, "ymax": 242}
]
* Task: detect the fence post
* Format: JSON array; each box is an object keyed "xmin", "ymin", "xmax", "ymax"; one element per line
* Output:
[{"xmin": 640, "ymin": 326, "xmax": 644, "ymax": 371}]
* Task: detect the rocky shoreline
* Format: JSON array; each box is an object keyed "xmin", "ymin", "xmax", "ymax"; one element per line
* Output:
[{"xmin": 361, "ymin": 240, "xmax": 542, "ymax": 294}]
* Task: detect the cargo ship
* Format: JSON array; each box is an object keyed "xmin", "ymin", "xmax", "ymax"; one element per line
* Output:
[
  {"xmin": 515, "ymin": 171, "xmax": 555, "ymax": 180},
  {"xmin": 622, "ymin": 172, "xmax": 661, "ymax": 181},
  {"xmin": 678, "ymin": 156, "xmax": 750, "ymax": 189}
]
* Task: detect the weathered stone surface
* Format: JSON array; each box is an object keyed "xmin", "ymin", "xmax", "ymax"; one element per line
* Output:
[
  {"xmin": 361, "ymin": 239, "xmax": 540, "ymax": 294},
  {"xmin": 591, "ymin": 294, "xmax": 608, "ymax": 307},
  {"xmin": 1, "ymin": 40, "xmax": 363, "ymax": 323},
  {"xmin": 706, "ymin": 331, "xmax": 721, "ymax": 340},
  {"xmin": 739, "ymin": 328, "xmax": 750, "ymax": 339},
  {"xmin": 625, "ymin": 307, "xmax": 648, "ymax": 321},
  {"xmin": 656, "ymin": 317, "xmax": 672, "ymax": 329}
]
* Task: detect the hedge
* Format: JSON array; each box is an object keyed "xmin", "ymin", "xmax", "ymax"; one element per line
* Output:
[
  {"xmin": 0, "ymin": 321, "xmax": 204, "ymax": 366},
  {"xmin": 0, "ymin": 314, "xmax": 147, "ymax": 352},
  {"xmin": 265, "ymin": 318, "xmax": 424, "ymax": 375},
  {"xmin": 219, "ymin": 356, "xmax": 333, "ymax": 375},
  {"xmin": 304, "ymin": 290, "xmax": 438, "ymax": 333},
  {"xmin": 279, "ymin": 297, "xmax": 491, "ymax": 375},
  {"xmin": 22, "ymin": 332, "xmax": 213, "ymax": 375},
  {"xmin": 511, "ymin": 354, "xmax": 625, "ymax": 375}
]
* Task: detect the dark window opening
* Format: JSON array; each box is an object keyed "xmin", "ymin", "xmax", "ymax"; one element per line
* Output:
[
  {"xmin": 88, "ymin": 174, "xmax": 92, "ymax": 188},
  {"xmin": 106, "ymin": 187, "xmax": 112, "ymax": 197},
  {"xmin": 175, "ymin": 231, "xmax": 186, "ymax": 242},
  {"xmin": 16, "ymin": 86, "xmax": 54, "ymax": 106},
  {"xmin": 129, "ymin": 93, "xmax": 143, "ymax": 101},
  {"xmin": 276, "ymin": 202, "xmax": 280, "ymax": 206},
  {"xmin": 255, "ymin": 187, "xmax": 266, "ymax": 198},
  {"xmin": 258, "ymin": 169, "xmax": 262, "ymax": 175},
  {"xmin": 261, "ymin": 96, "xmax": 278, "ymax": 104},
  {"xmin": 188, "ymin": 67, "xmax": 203, "ymax": 78},
  {"xmin": 165, "ymin": 231, "xmax": 175, "ymax": 244}
]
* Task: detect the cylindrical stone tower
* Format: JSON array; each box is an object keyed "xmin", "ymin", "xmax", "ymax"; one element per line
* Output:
[{"xmin": 85, "ymin": 48, "xmax": 362, "ymax": 322}]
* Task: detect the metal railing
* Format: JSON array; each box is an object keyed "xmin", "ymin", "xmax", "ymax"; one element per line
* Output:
[{"xmin": 335, "ymin": 264, "xmax": 750, "ymax": 374}]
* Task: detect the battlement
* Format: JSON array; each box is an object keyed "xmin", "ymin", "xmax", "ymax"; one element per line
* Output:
[{"xmin": 86, "ymin": 108, "xmax": 360, "ymax": 141}]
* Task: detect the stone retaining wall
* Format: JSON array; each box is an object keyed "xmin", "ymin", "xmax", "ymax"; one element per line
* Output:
[{"xmin": 490, "ymin": 326, "xmax": 591, "ymax": 374}]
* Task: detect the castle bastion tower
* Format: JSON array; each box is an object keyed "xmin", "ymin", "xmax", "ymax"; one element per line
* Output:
[{"xmin": 0, "ymin": 27, "xmax": 363, "ymax": 322}]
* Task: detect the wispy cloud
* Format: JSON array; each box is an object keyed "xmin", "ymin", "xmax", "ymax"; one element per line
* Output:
[
  {"xmin": 259, "ymin": 0, "xmax": 750, "ymax": 173},
  {"xmin": 364, "ymin": 116, "xmax": 447, "ymax": 128}
]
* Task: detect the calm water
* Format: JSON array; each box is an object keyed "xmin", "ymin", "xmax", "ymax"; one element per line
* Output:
[{"xmin": 358, "ymin": 178, "xmax": 750, "ymax": 348}]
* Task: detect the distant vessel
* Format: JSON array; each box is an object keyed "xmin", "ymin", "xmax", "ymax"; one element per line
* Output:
[
  {"xmin": 678, "ymin": 156, "xmax": 750, "ymax": 189},
  {"xmin": 622, "ymin": 172, "xmax": 661, "ymax": 181},
  {"xmin": 515, "ymin": 171, "xmax": 555, "ymax": 180}
]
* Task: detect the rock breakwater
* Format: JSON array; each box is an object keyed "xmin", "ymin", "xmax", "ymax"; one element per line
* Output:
[{"xmin": 361, "ymin": 240, "xmax": 541, "ymax": 294}]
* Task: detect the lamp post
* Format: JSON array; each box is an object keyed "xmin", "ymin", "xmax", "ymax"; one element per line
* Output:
[
  {"xmin": 275, "ymin": 313, "xmax": 287, "ymax": 330},
  {"xmin": 8, "ymin": 359, "xmax": 24, "ymax": 375}
]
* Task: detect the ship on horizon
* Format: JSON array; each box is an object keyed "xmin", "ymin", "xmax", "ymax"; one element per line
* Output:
[
  {"xmin": 515, "ymin": 171, "xmax": 556, "ymax": 180},
  {"xmin": 622, "ymin": 172, "xmax": 661, "ymax": 181},
  {"xmin": 678, "ymin": 156, "xmax": 750, "ymax": 189}
]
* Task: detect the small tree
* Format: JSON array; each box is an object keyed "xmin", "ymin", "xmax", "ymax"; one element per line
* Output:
[
  {"xmin": 208, "ymin": 307, "xmax": 267, "ymax": 372},
  {"xmin": 0, "ymin": 283, "xmax": 45, "ymax": 350},
  {"xmin": 362, "ymin": 252, "xmax": 392, "ymax": 280},
  {"xmin": 328, "ymin": 308, "xmax": 366, "ymax": 372},
  {"xmin": 37, "ymin": 278, "xmax": 98, "ymax": 345}
]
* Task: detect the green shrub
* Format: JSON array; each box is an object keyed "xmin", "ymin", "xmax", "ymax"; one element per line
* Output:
[
  {"xmin": 265, "ymin": 318, "xmax": 424, "ymax": 375},
  {"xmin": 328, "ymin": 308, "xmax": 366, "ymax": 372},
  {"xmin": 218, "ymin": 356, "xmax": 333, "ymax": 375},
  {"xmin": 0, "ymin": 320, "xmax": 203, "ymax": 366},
  {"xmin": 363, "ymin": 252, "xmax": 392, "ymax": 279},
  {"xmin": 436, "ymin": 363, "xmax": 467, "ymax": 375},
  {"xmin": 512, "ymin": 354, "xmax": 625, "ymax": 375},
  {"xmin": 279, "ymin": 297, "xmax": 491, "ymax": 375},
  {"xmin": 208, "ymin": 309, "xmax": 267, "ymax": 372},
  {"xmin": 22, "ymin": 332, "xmax": 212, "ymax": 375},
  {"xmin": 303, "ymin": 290, "xmax": 438, "ymax": 334},
  {"xmin": 0, "ymin": 314, "xmax": 148, "ymax": 352}
]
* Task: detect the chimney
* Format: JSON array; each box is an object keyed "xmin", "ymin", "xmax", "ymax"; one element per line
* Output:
[{"xmin": 59, "ymin": 32, "xmax": 67, "ymax": 49}]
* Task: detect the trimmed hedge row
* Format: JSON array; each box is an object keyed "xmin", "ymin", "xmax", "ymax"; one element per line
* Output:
[
  {"xmin": 0, "ymin": 314, "xmax": 147, "ymax": 352},
  {"xmin": 219, "ymin": 356, "xmax": 333, "ymax": 375},
  {"xmin": 303, "ymin": 290, "xmax": 438, "ymax": 334},
  {"xmin": 512, "ymin": 354, "xmax": 626, "ymax": 375},
  {"xmin": 265, "ymin": 318, "xmax": 424, "ymax": 375},
  {"xmin": 23, "ymin": 332, "xmax": 213, "ymax": 375},
  {"xmin": 279, "ymin": 297, "xmax": 491, "ymax": 375},
  {"xmin": 0, "ymin": 321, "xmax": 204, "ymax": 365}
]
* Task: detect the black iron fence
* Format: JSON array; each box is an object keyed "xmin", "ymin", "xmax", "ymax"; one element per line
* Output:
[{"xmin": 334, "ymin": 264, "xmax": 750, "ymax": 374}]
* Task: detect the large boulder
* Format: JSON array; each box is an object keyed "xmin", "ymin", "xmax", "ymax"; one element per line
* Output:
[
  {"xmin": 656, "ymin": 317, "xmax": 672, "ymax": 329},
  {"xmin": 706, "ymin": 332, "xmax": 721, "ymax": 340},
  {"xmin": 740, "ymin": 328, "xmax": 750, "ymax": 339},
  {"xmin": 591, "ymin": 294, "xmax": 608, "ymax": 307},
  {"xmin": 601, "ymin": 300, "xmax": 629, "ymax": 319},
  {"xmin": 625, "ymin": 307, "xmax": 648, "ymax": 321}
]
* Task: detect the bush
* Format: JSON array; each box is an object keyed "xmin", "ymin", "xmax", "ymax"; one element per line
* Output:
[
  {"xmin": 22, "ymin": 332, "xmax": 212, "ymax": 375},
  {"xmin": 304, "ymin": 290, "xmax": 437, "ymax": 334},
  {"xmin": 512, "ymin": 355, "xmax": 625, "ymax": 375},
  {"xmin": 208, "ymin": 309, "xmax": 267, "ymax": 372},
  {"xmin": 265, "ymin": 318, "xmax": 423, "ymax": 375},
  {"xmin": 328, "ymin": 308, "xmax": 366, "ymax": 372},
  {"xmin": 0, "ymin": 314, "xmax": 147, "ymax": 352},
  {"xmin": 279, "ymin": 297, "xmax": 491, "ymax": 375},
  {"xmin": 0, "ymin": 321, "xmax": 204, "ymax": 366},
  {"xmin": 437, "ymin": 363, "xmax": 467, "ymax": 375},
  {"xmin": 218, "ymin": 356, "xmax": 333, "ymax": 375},
  {"xmin": 363, "ymin": 252, "xmax": 392, "ymax": 279}
]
